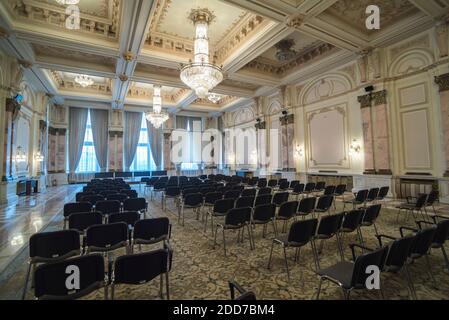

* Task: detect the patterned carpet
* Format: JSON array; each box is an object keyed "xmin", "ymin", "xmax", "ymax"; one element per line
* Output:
[{"xmin": 3, "ymin": 191, "xmax": 449, "ymax": 300}]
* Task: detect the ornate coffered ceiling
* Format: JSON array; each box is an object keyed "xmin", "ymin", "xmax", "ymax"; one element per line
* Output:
[{"xmin": 0, "ymin": 0, "xmax": 449, "ymax": 115}]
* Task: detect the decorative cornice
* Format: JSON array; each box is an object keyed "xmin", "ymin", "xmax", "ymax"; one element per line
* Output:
[
  {"xmin": 280, "ymin": 114, "xmax": 294, "ymax": 125},
  {"xmin": 109, "ymin": 130, "xmax": 123, "ymax": 138},
  {"xmin": 255, "ymin": 121, "xmax": 266, "ymax": 130},
  {"xmin": 49, "ymin": 127, "xmax": 67, "ymax": 135},
  {"xmin": 358, "ymin": 94, "xmax": 372, "ymax": 108},
  {"xmin": 372, "ymin": 90, "xmax": 387, "ymax": 106},
  {"xmin": 435, "ymin": 73, "xmax": 449, "ymax": 92},
  {"xmin": 0, "ymin": 27, "xmax": 9, "ymax": 38},
  {"xmin": 18, "ymin": 59, "xmax": 33, "ymax": 69}
]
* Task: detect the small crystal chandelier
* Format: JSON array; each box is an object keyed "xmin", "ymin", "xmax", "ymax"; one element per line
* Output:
[
  {"xmin": 145, "ymin": 85, "xmax": 169, "ymax": 129},
  {"xmin": 56, "ymin": 0, "xmax": 80, "ymax": 5},
  {"xmin": 34, "ymin": 152, "xmax": 44, "ymax": 162},
  {"xmin": 15, "ymin": 146, "xmax": 27, "ymax": 163},
  {"xmin": 74, "ymin": 74, "xmax": 94, "ymax": 88},
  {"xmin": 207, "ymin": 93, "xmax": 223, "ymax": 104},
  {"xmin": 180, "ymin": 9, "xmax": 223, "ymax": 99}
]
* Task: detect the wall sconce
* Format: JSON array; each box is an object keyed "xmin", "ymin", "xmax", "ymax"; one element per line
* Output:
[
  {"xmin": 15, "ymin": 146, "xmax": 27, "ymax": 163},
  {"xmin": 349, "ymin": 139, "xmax": 361, "ymax": 156},
  {"xmin": 228, "ymin": 153, "xmax": 236, "ymax": 164},
  {"xmin": 34, "ymin": 152, "xmax": 44, "ymax": 162},
  {"xmin": 294, "ymin": 145, "xmax": 303, "ymax": 158},
  {"xmin": 250, "ymin": 150, "xmax": 258, "ymax": 163}
]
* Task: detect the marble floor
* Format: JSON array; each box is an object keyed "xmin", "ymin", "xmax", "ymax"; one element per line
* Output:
[{"xmin": 1, "ymin": 185, "xmax": 449, "ymax": 300}]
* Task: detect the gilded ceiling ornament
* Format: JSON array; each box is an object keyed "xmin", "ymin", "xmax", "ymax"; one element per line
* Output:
[
  {"xmin": 18, "ymin": 59, "xmax": 33, "ymax": 69},
  {"xmin": 123, "ymin": 51, "xmax": 134, "ymax": 62},
  {"xmin": 286, "ymin": 14, "xmax": 305, "ymax": 28},
  {"xmin": 119, "ymin": 74, "xmax": 128, "ymax": 82}
]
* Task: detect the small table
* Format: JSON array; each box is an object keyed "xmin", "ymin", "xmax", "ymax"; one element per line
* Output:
[{"xmin": 17, "ymin": 179, "xmax": 39, "ymax": 196}]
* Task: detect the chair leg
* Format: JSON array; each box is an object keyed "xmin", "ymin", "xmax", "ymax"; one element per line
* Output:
[
  {"xmin": 267, "ymin": 241, "xmax": 275, "ymax": 269},
  {"xmin": 425, "ymin": 254, "xmax": 438, "ymax": 289},
  {"xmin": 316, "ymin": 277, "xmax": 323, "ymax": 300},
  {"xmin": 160, "ymin": 274, "xmax": 164, "ymax": 299},
  {"xmin": 222, "ymin": 228, "xmax": 227, "ymax": 256},
  {"xmin": 283, "ymin": 245, "xmax": 290, "ymax": 281},
  {"xmin": 404, "ymin": 264, "xmax": 417, "ymax": 300},
  {"xmin": 336, "ymin": 233, "xmax": 344, "ymax": 261},
  {"xmin": 311, "ymin": 240, "xmax": 320, "ymax": 270},
  {"xmin": 108, "ymin": 284, "xmax": 112, "ymax": 300},
  {"xmin": 165, "ymin": 271, "xmax": 170, "ymax": 300},
  {"xmin": 294, "ymin": 247, "xmax": 301, "ymax": 262},
  {"xmin": 21, "ymin": 262, "xmax": 32, "ymax": 300},
  {"xmin": 213, "ymin": 225, "xmax": 218, "ymax": 249},
  {"xmin": 272, "ymin": 219, "xmax": 278, "ymax": 238},
  {"xmin": 441, "ymin": 246, "xmax": 449, "ymax": 273}
]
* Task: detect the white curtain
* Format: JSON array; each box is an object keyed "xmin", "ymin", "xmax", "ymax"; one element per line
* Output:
[
  {"xmin": 124, "ymin": 111, "xmax": 142, "ymax": 171},
  {"xmin": 90, "ymin": 109, "xmax": 109, "ymax": 172},
  {"xmin": 146, "ymin": 119, "xmax": 162, "ymax": 169},
  {"xmin": 68, "ymin": 107, "xmax": 89, "ymax": 173}
]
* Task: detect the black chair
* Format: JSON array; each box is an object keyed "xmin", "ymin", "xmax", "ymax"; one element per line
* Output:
[
  {"xmin": 314, "ymin": 195, "xmax": 334, "ymax": 216},
  {"xmin": 396, "ymin": 193, "xmax": 428, "ymax": 223},
  {"xmin": 333, "ymin": 184, "xmax": 347, "ymax": 209},
  {"xmin": 268, "ymin": 219, "xmax": 319, "ymax": 280},
  {"xmin": 291, "ymin": 183, "xmax": 305, "ymax": 200},
  {"xmin": 123, "ymin": 198, "xmax": 147, "ymax": 217},
  {"xmin": 111, "ymin": 249, "xmax": 171, "ymax": 300},
  {"xmin": 68, "ymin": 211, "xmax": 103, "ymax": 235},
  {"xmin": 278, "ymin": 180, "xmax": 290, "ymax": 191},
  {"xmin": 297, "ymin": 197, "xmax": 316, "ymax": 219},
  {"xmin": 33, "ymin": 254, "xmax": 107, "ymax": 300},
  {"xmin": 343, "ymin": 189, "xmax": 368, "ymax": 210},
  {"xmin": 76, "ymin": 192, "xmax": 95, "ymax": 202},
  {"xmin": 63, "ymin": 202, "xmax": 93, "ymax": 228},
  {"xmin": 108, "ymin": 211, "xmax": 140, "ymax": 228},
  {"xmin": 120, "ymin": 189, "xmax": 138, "ymax": 199},
  {"xmin": 132, "ymin": 217, "xmax": 171, "ymax": 252},
  {"xmin": 22, "ymin": 230, "xmax": 81, "ymax": 300},
  {"xmin": 375, "ymin": 186, "xmax": 389, "ymax": 203},
  {"xmin": 214, "ymin": 207, "xmax": 254, "ymax": 256},
  {"xmin": 316, "ymin": 245, "xmax": 388, "ymax": 300},
  {"xmin": 151, "ymin": 181, "xmax": 167, "ymax": 200},
  {"xmin": 272, "ymin": 192, "xmax": 289, "ymax": 207},
  {"xmin": 106, "ymin": 193, "xmax": 129, "ymax": 203},
  {"xmin": 252, "ymin": 204, "xmax": 277, "ymax": 238},
  {"xmin": 95, "ymin": 200, "xmax": 121, "ymax": 217},
  {"xmin": 365, "ymin": 188, "xmax": 380, "ymax": 207},
  {"xmin": 359, "ymin": 204, "xmax": 382, "ymax": 246},
  {"xmin": 323, "ymin": 186, "xmax": 336, "ymax": 196},
  {"xmin": 424, "ymin": 190, "xmax": 439, "ymax": 215},
  {"xmin": 276, "ymin": 201, "xmax": 299, "ymax": 234},
  {"xmin": 205, "ymin": 198, "xmax": 235, "ymax": 234},
  {"xmin": 303, "ymin": 182, "xmax": 316, "ymax": 197},
  {"xmin": 339, "ymin": 210, "xmax": 364, "ymax": 258},
  {"xmin": 241, "ymin": 189, "xmax": 257, "ymax": 197},
  {"xmin": 85, "ymin": 222, "xmax": 130, "ymax": 260},
  {"xmin": 162, "ymin": 186, "xmax": 181, "ymax": 211},
  {"xmin": 257, "ymin": 179, "xmax": 267, "ymax": 188},
  {"xmin": 255, "ymin": 194, "xmax": 272, "ymax": 206},
  {"xmin": 202, "ymin": 192, "xmax": 223, "ymax": 218},
  {"xmin": 144, "ymin": 177, "xmax": 159, "ymax": 193},
  {"xmin": 235, "ymin": 196, "xmax": 255, "ymax": 209},
  {"xmin": 224, "ymin": 190, "xmax": 241, "ymax": 199},
  {"xmin": 258, "ymin": 187, "xmax": 272, "ymax": 196},
  {"xmin": 229, "ymin": 281, "xmax": 256, "ymax": 300},
  {"xmin": 315, "ymin": 213, "xmax": 345, "ymax": 267},
  {"xmin": 417, "ymin": 217, "xmax": 449, "ymax": 273},
  {"xmin": 289, "ymin": 180, "xmax": 300, "ymax": 190},
  {"xmin": 315, "ymin": 181, "xmax": 326, "ymax": 193},
  {"xmin": 268, "ymin": 179, "xmax": 278, "ymax": 188},
  {"xmin": 180, "ymin": 193, "xmax": 203, "ymax": 226}
]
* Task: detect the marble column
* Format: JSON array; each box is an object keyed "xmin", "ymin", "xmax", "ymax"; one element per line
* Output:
[
  {"xmin": 2, "ymin": 98, "xmax": 17, "ymax": 181},
  {"xmin": 358, "ymin": 94, "xmax": 376, "ymax": 174},
  {"xmin": 255, "ymin": 120, "xmax": 266, "ymax": 169},
  {"xmin": 280, "ymin": 113, "xmax": 294, "ymax": 170},
  {"xmin": 108, "ymin": 131, "xmax": 123, "ymax": 172},
  {"xmin": 163, "ymin": 132, "xmax": 173, "ymax": 171},
  {"xmin": 435, "ymin": 73, "xmax": 449, "ymax": 176},
  {"xmin": 372, "ymin": 90, "xmax": 392, "ymax": 175}
]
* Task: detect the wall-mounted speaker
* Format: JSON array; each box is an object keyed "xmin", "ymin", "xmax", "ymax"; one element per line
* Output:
[{"xmin": 365, "ymin": 85, "xmax": 374, "ymax": 93}]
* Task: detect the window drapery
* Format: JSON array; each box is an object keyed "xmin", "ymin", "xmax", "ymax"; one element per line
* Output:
[
  {"xmin": 68, "ymin": 107, "xmax": 89, "ymax": 173},
  {"xmin": 89, "ymin": 108, "xmax": 109, "ymax": 172},
  {"xmin": 124, "ymin": 111, "xmax": 143, "ymax": 171}
]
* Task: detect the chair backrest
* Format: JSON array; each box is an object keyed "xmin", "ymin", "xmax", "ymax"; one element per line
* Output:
[
  {"xmin": 255, "ymin": 194, "xmax": 273, "ymax": 206},
  {"xmin": 34, "ymin": 254, "xmax": 105, "ymax": 300},
  {"xmin": 64, "ymin": 202, "xmax": 93, "ymax": 217},
  {"xmin": 384, "ymin": 235, "xmax": 415, "ymax": 272},
  {"xmin": 366, "ymin": 188, "xmax": 380, "ymax": 201},
  {"xmin": 165, "ymin": 186, "xmax": 181, "ymax": 197},
  {"xmin": 278, "ymin": 180, "xmax": 290, "ymax": 190},
  {"xmin": 253, "ymin": 203, "xmax": 276, "ymax": 221},
  {"xmin": 334, "ymin": 184, "xmax": 347, "ymax": 195},
  {"xmin": 68, "ymin": 212, "xmax": 103, "ymax": 233},
  {"xmin": 355, "ymin": 189, "xmax": 369, "ymax": 202},
  {"xmin": 426, "ymin": 190, "xmax": 439, "ymax": 206},
  {"xmin": 214, "ymin": 198, "xmax": 235, "ymax": 214},
  {"xmin": 317, "ymin": 213, "xmax": 344, "ymax": 237},
  {"xmin": 235, "ymin": 196, "xmax": 255, "ymax": 208},
  {"xmin": 121, "ymin": 189, "xmax": 138, "ymax": 198},
  {"xmin": 106, "ymin": 193, "xmax": 128, "ymax": 203},
  {"xmin": 133, "ymin": 217, "xmax": 170, "ymax": 242},
  {"xmin": 258, "ymin": 187, "xmax": 272, "ymax": 195},
  {"xmin": 316, "ymin": 195, "xmax": 334, "ymax": 211},
  {"xmin": 229, "ymin": 281, "xmax": 257, "ymax": 300},
  {"xmin": 315, "ymin": 181, "xmax": 326, "ymax": 190},
  {"xmin": 113, "ymin": 249, "xmax": 169, "ymax": 285},
  {"xmin": 410, "ymin": 227, "xmax": 437, "ymax": 257},
  {"xmin": 293, "ymin": 183, "xmax": 305, "ymax": 194},
  {"xmin": 414, "ymin": 193, "xmax": 428, "ymax": 209},
  {"xmin": 29, "ymin": 230, "xmax": 80, "ymax": 261},
  {"xmin": 95, "ymin": 200, "xmax": 121, "ymax": 215},
  {"xmin": 298, "ymin": 197, "xmax": 317, "ymax": 214},
  {"xmin": 123, "ymin": 198, "xmax": 146, "ymax": 212},
  {"xmin": 204, "ymin": 192, "xmax": 223, "ymax": 204},
  {"xmin": 323, "ymin": 185, "xmax": 336, "ymax": 196},
  {"xmin": 86, "ymin": 222, "xmax": 129, "ymax": 250},
  {"xmin": 278, "ymin": 201, "xmax": 299, "ymax": 219},
  {"xmin": 376, "ymin": 186, "xmax": 389, "ymax": 199},
  {"xmin": 268, "ymin": 179, "xmax": 278, "ymax": 187},
  {"xmin": 153, "ymin": 181, "xmax": 167, "ymax": 190},
  {"xmin": 108, "ymin": 211, "xmax": 140, "ymax": 227},
  {"xmin": 224, "ymin": 190, "xmax": 241, "ymax": 199},
  {"xmin": 289, "ymin": 180, "xmax": 300, "ymax": 189},
  {"xmin": 76, "ymin": 192, "xmax": 95, "ymax": 202},
  {"xmin": 305, "ymin": 182, "xmax": 316, "ymax": 192},
  {"xmin": 433, "ymin": 219, "xmax": 449, "ymax": 246},
  {"xmin": 184, "ymin": 193, "xmax": 203, "ymax": 206},
  {"xmin": 272, "ymin": 192, "xmax": 289, "ymax": 206},
  {"xmin": 287, "ymin": 219, "xmax": 318, "ymax": 244},
  {"xmin": 241, "ymin": 189, "xmax": 257, "ymax": 197},
  {"xmin": 257, "ymin": 180, "xmax": 267, "ymax": 188},
  {"xmin": 225, "ymin": 207, "xmax": 252, "ymax": 226},
  {"xmin": 362, "ymin": 204, "xmax": 382, "ymax": 224},
  {"xmin": 351, "ymin": 246, "xmax": 388, "ymax": 289},
  {"xmin": 341, "ymin": 210, "xmax": 364, "ymax": 231}
]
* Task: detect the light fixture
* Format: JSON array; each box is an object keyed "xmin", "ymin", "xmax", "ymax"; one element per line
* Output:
[
  {"xmin": 34, "ymin": 152, "xmax": 44, "ymax": 162},
  {"xmin": 56, "ymin": 0, "xmax": 80, "ymax": 5},
  {"xmin": 145, "ymin": 85, "xmax": 169, "ymax": 129},
  {"xmin": 15, "ymin": 146, "xmax": 27, "ymax": 163},
  {"xmin": 74, "ymin": 74, "xmax": 94, "ymax": 88},
  {"xmin": 207, "ymin": 93, "xmax": 223, "ymax": 104},
  {"xmin": 294, "ymin": 145, "xmax": 303, "ymax": 158},
  {"xmin": 349, "ymin": 139, "xmax": 361, "ymax": 156},
  {"xmin": 180, "ymin": 9, "xmax": 223, "ymax": 99}
]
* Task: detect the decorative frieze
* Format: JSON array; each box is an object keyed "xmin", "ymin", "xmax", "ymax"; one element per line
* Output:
[
  {"xmin": 435, "ymin": 73, "xmax": 449, "ymax": 92},
  {"xmin": 280, "ymin": 114, "xmax": 294, "ymax": 125},
  {"xmin": 255, "ymin": 121, "xmax": 266, "ymax": 130},
  {"xmin": 357, "ymin": 94, "xmax": 372, "ymax": 108},
  {"xmin": 372, "ymin": 90, "xmax": 387, "ymax": 106},
  {"xmin": 109, "ymin": 130, "xmax": 123, "ymax": 138}
]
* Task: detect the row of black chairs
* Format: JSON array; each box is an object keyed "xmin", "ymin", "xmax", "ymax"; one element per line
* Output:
[{"xmin": 396, "ymin": 190, "xmax": 439, "ymax": 223}]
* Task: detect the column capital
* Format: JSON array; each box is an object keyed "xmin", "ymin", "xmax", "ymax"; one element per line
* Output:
[
  {"xmin": 372, "ymin": 90, "xmax": 387, "ymax": 106},
  {"xmin": 435, "ymin": 73, "xmax": 449, "ymax": 92},
  {"xmin": 358, "ymin": 94, "xmax": 371, "ymax": 108}
]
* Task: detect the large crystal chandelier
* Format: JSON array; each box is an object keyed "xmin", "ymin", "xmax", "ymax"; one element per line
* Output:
[
  {"xmin": 180, "ymin": 9, "xmax": 223, "ymax": 99},
  {"xmin": 74, "ymin": 74, "xmax": 94, "ymax": 88},
  {"xmin": 56, "ymin": 0, "xmax": 80, "ymax": 5},
  {"xmin": 145, "ymin": 85, "xmax": 169, "ymax": 129}
]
